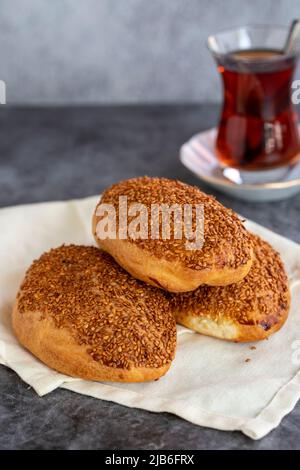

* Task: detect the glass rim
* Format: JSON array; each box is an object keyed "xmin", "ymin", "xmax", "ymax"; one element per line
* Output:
[{"xmin": 207, "ymin": 24, "xmax": 300, "ymax": 62}]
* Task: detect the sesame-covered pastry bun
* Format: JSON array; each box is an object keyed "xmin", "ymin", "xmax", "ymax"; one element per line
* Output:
[
  {"xmin": 13, "ymin": 246, "xmax": 176, "ymax": 382},
  {"xmin": 171, "ymin": 234, "xmax": 290, "ymax": 342},
  {"xmin": 93, "ymin": 177, "xmax": 253, "ymax": 293}
]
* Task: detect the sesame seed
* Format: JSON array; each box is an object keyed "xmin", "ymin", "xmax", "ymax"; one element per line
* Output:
[
  {"xmin": 98, "ymin": 177, "xmax": 253, "ymax": 271},
  {"xmin": 17, "ymin": 245, "xmax": 177, "ymax": 370},
  {"xmin": 170, "ymin": 234, "xmax": 290, "ymax": 329}
]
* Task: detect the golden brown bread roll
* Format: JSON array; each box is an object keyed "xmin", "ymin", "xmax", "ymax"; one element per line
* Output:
[
  {"xmin": 93, "ymin": 177, "xmax": 253, "ymax": 292},
  {"xmin": 170, "ymin": 234, "xmax": 290, "ymax": 342},
  {"xmin": 13, "ymin": 245, "xmax": 176, "ymax": 382}
]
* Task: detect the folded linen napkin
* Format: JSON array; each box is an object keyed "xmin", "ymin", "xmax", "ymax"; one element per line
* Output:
[{"xmin": 1, "ymin": 196, "xmax": 300, "ymax": 440}]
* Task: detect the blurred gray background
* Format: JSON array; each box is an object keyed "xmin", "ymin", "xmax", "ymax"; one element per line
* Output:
[{"xmin": 1, "ymin": 0, "xmax": 299, "ymax": 104}]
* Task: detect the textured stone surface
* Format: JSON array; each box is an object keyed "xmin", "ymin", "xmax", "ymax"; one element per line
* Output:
[
  {"xmin": 0, "ymin": 105, "xmax": 300, "ymax": 449},
  {"xmin": 1, "ymin": 0, "xmax": 300, "ymax": 104}
]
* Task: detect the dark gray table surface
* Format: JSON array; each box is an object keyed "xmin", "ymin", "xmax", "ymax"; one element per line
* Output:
[{"xmin": 0, "ymin": 105, "xmax": 300, "ymax": 450}]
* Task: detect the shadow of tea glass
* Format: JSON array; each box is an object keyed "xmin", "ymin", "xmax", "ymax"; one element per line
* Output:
[{"xmin": 208, "ymin": 26, "xmax": 300, "ymax": 174}]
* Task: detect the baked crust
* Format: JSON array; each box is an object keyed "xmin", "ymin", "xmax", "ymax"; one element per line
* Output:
[
  {"xmin": 92, "ymin": 236, "xmax": 253, "ymax": 292},
  {"xmin": 93, "ymin": 177, "xmax": 254, "ymax": 292},
  {"xmin": 12, "ymin": 305, "xmax": 170, "ymax": 382},
  {"xmin": 170, "ymin": 234, "xmax": 290, "ymax": 342},
  {"xmin": 12, "ymin": 245, "xmax": 176, "ymax": 382}
]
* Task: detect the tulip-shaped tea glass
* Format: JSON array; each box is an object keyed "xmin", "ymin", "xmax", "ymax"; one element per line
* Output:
[{"xmin": 208, "ymin": 25, "xmax": 300, "ymax": 181}]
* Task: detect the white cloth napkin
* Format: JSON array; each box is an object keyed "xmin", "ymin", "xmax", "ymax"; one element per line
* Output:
[{"xmin": 1, "ymin": 196, "xmax": 300, "ymax": 440}]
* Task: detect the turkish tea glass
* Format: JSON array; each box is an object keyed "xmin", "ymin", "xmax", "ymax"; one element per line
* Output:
[{"xmin": 208, "ymin": 25, "xmax": 300, "ymax": 178}]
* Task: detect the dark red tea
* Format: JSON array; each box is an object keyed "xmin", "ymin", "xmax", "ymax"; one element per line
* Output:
[{"xmin": 216, "ymin": 48, "xmax": 300, "ymax": 170}]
